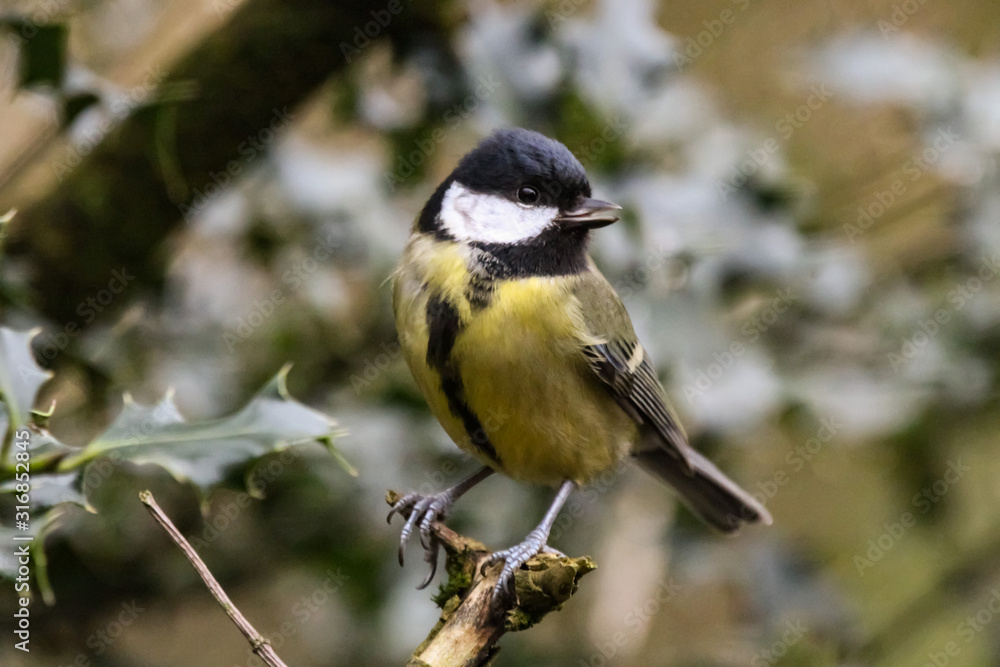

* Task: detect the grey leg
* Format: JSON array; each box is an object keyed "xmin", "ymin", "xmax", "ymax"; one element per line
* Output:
[
  {"xmin": 483, "ymin": 480, "xmax": 575, "ymax": 600},
  {"xmin": 388, "ymin": 466, "xmax": 495, "ymax": 588}
]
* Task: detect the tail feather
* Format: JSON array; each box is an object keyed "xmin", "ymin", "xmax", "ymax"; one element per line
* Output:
[{"xmin": 636, "ymin": 447, "xmax": 772, "ymax": 534}]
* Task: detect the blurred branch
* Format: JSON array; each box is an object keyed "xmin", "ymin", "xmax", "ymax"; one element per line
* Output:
[
  {"xmin": 139, "ymin": 490, "xmax": 289, "ymax": 667},
  {"xmin": 387, "ymin": 491, "xmax": 596, "ymax": 667},
  {"xmin": 5, "ymin": 0, "xmax": 459, "ymax": 325}
]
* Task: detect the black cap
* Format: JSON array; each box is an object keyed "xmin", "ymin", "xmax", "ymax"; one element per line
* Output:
[{"xmin": 451, "ymin": 128, "xmax": 592, "ymax": 210}]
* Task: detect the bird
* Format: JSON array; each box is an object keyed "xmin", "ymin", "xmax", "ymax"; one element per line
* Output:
[{"xmin": 388, "ymin": 127, "xmax": 771, "ymax": 599}]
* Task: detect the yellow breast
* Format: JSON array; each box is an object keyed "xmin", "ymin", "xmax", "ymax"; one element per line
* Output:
[{"xmin": 393, "ymin": 236, "xmax": 637, "ymax": 486}]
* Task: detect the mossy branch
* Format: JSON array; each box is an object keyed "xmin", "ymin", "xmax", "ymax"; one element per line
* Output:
[{"xmin": 387, "ymin": 490, "xmax": 596, "ymax": 667}]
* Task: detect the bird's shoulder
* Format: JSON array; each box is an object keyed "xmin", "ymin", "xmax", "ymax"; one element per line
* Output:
[
  {"xmin": 567, "ymin": 261, "xmax": 638, "ymax": 346},
  {"xmin": 570, "ymin": 262, "xmax": 692, "ymax": 468}
]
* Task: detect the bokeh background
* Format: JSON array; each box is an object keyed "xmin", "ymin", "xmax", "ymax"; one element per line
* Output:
[{"xmin": 1, "ymin": 0, "xmax": 1000, "ymax": 664}]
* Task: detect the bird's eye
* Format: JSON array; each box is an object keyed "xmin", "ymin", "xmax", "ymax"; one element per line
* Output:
[{"xmin": 516, "ymin": 185, "xmax": 540, "ymax": 204}]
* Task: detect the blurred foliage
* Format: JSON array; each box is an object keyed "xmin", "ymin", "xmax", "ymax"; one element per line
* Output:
[
  {"xmin": 0, "ymin": 0, "xmax": 999, "ymax": 665},
  {"xmin": 0, "ymin": 327, "xmax": 343, "ymax": 607},
  {"xmin": 2, "ymin": 21, "xmax": 67, "ymax": 90}
]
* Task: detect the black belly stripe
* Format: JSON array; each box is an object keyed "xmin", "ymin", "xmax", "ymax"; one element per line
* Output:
[{"xmin": 425, "ymin": 294, "xmax": 501, "ymax": 464}]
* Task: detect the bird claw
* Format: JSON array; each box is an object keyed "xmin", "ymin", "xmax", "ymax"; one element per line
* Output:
[
  {"xmin": 387, "ymin": 490, "xmax": 454, "ymax": 585},
  {"xmin": 418, "ymin": 541, "xmax": 440, "ymax": 590},
  {"xmin": 482, "ymin": 528, "xmax": 552, "ymax": 601}
]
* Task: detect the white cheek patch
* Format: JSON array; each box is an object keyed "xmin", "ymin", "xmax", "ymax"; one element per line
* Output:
[{"xmin": 439, "ymin": 182, "xmax": 558, "ymax": 244}]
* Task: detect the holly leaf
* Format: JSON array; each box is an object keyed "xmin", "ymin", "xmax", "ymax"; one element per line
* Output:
[
  {"xmin": 0, "ymin": 471, "xmax": 91, "ymax": 513},
  {"xmin": 58, "ymin": 364, "xmax": 348, "ymax": 495},
  {"xmin": 0, "ymin": 324, "xmax": 347, "ymax": 604},
  {"xmin": 0, "ymin": 506, "xmax": 73, "ymax": 604},
  {"xmin": 0, "ymin": 468, "xmax": 90, "ymax": 594},
  {"xmin": 0, "ymin": 523, "xmax": 28, "ymax": 583},
  {"xmin": 0, "ymin": 437, "xmax": 90, "ymax": 602},
  {"xmin": 0, "ymin": 328, "xmax": 52, "ymax": 438},
  {"xmin": 24, "ymin": 415, "xmax": 76, "ymax": 472}
]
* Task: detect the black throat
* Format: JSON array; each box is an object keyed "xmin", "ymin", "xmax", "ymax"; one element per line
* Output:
[{"xmin": 471, "ymin": 226, "xmax": 591, "ymax": 279}]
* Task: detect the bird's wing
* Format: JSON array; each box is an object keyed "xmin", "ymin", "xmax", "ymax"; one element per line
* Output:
[{"xmin": 572, "ymin": 267, "xmax": 694, "ymax": 473}]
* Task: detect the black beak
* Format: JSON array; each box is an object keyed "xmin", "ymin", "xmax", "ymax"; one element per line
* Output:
[{"xmin": 555, "ymin": 198, "xmax": 622, "ymax": 229}]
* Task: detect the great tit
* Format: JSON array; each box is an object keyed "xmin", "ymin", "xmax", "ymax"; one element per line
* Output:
[{"xmin": 388, "ymin": 127, "xmax": 771, "ymax": 597}]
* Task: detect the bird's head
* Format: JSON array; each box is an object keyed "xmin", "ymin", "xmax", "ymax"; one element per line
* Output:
[{"xmin": 419, "ymin": 128, "xmax": 621, "ymax": 245}]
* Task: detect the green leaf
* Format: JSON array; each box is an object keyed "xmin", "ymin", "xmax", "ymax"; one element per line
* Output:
[
  {"xmin": 0, "ymin": 349, "xmax": 346, "ymax": 604},
  {"xmin": 0, "ymin": 328, "xmax": 53, "ymax": 464},
  {"xmin": 0, "ymin": 524, "xmax": 26, "ymax": 580},
  {"xmin": 59, "ymin": 365, "xmax": 345, "ymax": 495},
  {"xmin": 0, "ymin": 471, "xmax": 91, "ymax": 514},
  {"xmin": 0, "ymin": 447, "xmax": 90, "ymax": 601},
  {"xmin": 0, "ymin": 507, "xmax": 72, "ymax": 604},
  {"xmin": 25, "ymin": 407, "xmax": 76, "ymax": 472}
]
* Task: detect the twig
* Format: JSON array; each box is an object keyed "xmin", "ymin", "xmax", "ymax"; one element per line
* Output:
[
  {"xmin": 139, "ymin": 490, "xmax": 289, "ymax": 667},
  {"xmin": 387, "ymin": 491, "xmax": 596, "ymax": 667}
]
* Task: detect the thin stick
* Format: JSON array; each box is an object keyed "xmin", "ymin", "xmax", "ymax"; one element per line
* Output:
[{"xmin": 139, "ymin": 490, "xmax": 288, "ymax": 667}]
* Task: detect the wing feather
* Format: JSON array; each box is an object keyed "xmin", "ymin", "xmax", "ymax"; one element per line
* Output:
[{"xmin": 573, "ymin": 270, "xmax": 693, "ymax": 473}]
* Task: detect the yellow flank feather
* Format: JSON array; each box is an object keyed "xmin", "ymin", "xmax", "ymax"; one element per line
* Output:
[
  {"xmin": 393, "ymin": 234, "xmax": 638, "ymax": 487},
  {"xmin": 392, "ymin": 237, "xmax": 470, "ymax": 450}
]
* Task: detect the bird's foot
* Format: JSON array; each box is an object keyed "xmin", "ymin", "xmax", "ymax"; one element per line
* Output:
[
  {"xmin": 387, "ymin": 490, "xmax": 456, "ymax": 588},
  {"xmin": 482, "ymin": 527, "xmax": 554, "ymax": 601}
]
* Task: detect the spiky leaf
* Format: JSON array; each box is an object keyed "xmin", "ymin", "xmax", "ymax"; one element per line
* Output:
[
  {"xmin": 58, "ymin": 365, "xmax": 345, "ymax": 494},
  {"xmin": 0, "ymin": 328, "xmax": 52, "ymax": 437},
  {"xmin": 0, "ymin": 325, "xmax": 347, "ymax": 603},
  {"xmin": 0, "ymin": 507, "xmax": 71, "ymax": 604},
  {"xmin": 0, "ymin": 471, "xmax": 91, "ymax": 513}
]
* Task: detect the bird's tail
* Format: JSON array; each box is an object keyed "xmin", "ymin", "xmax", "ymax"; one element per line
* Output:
[{"xmin": 635, "ymin": 446, "xmax": 773, "ymax": 534}]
